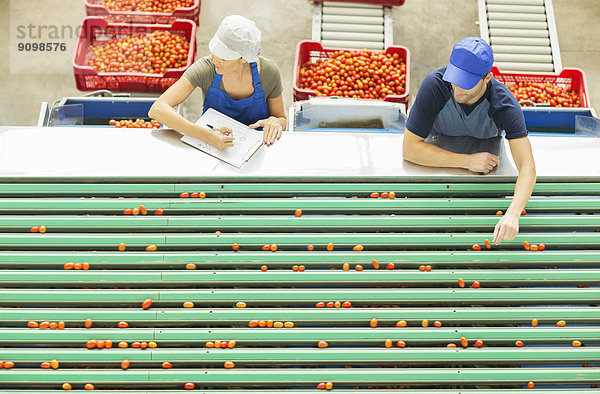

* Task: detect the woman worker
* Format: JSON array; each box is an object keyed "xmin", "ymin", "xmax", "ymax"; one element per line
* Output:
[{"xmin": 149, "ymin": 15, "xmax": 286, "ymax": 150}]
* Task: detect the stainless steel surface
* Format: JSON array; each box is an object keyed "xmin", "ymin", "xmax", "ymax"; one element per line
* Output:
[{"xmin": 0, "ymin": 126, "xmax": 598, "ymax": 180}]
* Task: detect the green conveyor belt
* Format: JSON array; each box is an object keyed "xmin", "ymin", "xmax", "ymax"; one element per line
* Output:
[{"xmin": 0, "ymin": 179, "xmax": 598, "ymax": 391}]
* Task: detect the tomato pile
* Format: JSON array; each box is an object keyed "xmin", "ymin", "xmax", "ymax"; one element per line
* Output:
[
  {"xmin": 297, "ymin": 50, "xmax": 407, "ymax": 100},
  {"xmin": 506, "ymin": 81, "xmax": 581, "ymax": 107},
  {"xmin": 96, "ymin": 0, "xmax": 195, "ymax": 13},
  {"xmin": 109, "ymin": 119, "xmax": 161, "ymax": 128},
  {"xmin": 87, "ymin": 30, "xmax": 190, "ymax": 74}
]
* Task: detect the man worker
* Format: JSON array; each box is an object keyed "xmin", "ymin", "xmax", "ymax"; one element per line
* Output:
[{"xmin": 402, "ymin": 37, "xmax": 536, "ymax": 244}]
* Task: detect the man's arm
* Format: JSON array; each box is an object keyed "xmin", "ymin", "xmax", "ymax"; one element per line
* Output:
[
  {"xmin": 492, "ymin": 136, "xmax": 536, "ymax": 243},
  {"xmin": 402, "ymin": 129, "xmax": 500, "ymax": 174}
]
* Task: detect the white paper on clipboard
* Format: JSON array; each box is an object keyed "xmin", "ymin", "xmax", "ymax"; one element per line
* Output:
[{"xmin": 180, "ymin": 108, "xmax": 263, "ymax": 168}]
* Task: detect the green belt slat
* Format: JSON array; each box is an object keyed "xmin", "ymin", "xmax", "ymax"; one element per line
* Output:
[
  {"xmin": 1, "ymin": 327, "xmax": 597, "ymax": 344},
  {"xmin": 0, "ymin": 288, "xmax": 598, "ymax": 304},
  {"xmin": 0, "ymin": 391, "xmax": 597, "ymax": 394},
  {"xmin": 1, "ymin": 307, "xmax": 598, "ymax": 324},
  {"xmin": 0, "ymin": 197, "xmax": 599, "ymax": 214},
  {"xmin": 0, "ymin": 250, "xmax": 597, "ymax": 266},
  {"xmin": 1, "ymin": 215, "xmax": 599, "ymax": 231},
  {"xmin": 1, "ymin": 232, "xmax": 599, "ymax": 249},
  {"xmin": 1, "ymin": 270, "xmax": 599, "ymax": 286},
  {"xmin": 0, "ymin": 391, "xmax": 596, "ymax": 394},
  {"xmin": 1, "ymin": 182, "xmax": 600, "ymax": 196},
  {"xmin": 0, "ymin": 368, "xmax": 598, "ymax": 384},
  {"xmin": 1, "ymin": 347, "xmax": 599, "ymax": 364}
]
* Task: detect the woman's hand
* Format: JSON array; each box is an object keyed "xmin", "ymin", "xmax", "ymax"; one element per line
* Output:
[
  {"xmin": 206, "ymin": 127, "xmax": 234, "ymax": 150},
  {"xmin": 249, "ymin": 117, "xmax": 283, "ymax": 146}
]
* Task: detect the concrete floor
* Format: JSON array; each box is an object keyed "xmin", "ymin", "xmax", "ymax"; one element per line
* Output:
[{"xmin": 1, "ymin": 0, "xmax": 599, "ymax": 126}]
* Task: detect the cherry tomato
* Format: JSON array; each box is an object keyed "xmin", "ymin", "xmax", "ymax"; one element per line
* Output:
[
  {"xmin": 84, "ymin": 383, "xmax": 95, "ymax": 390},
  {"xmin": 457, "ymin": 278, "xmax": 465, "ymax": 288},
  {"xmin": 370, "ymin": 318, "xmax": 378, "ymax": 328},
  {"xmin": 484, "ymin": 239, "xmax": 491, "ymax": 249},
  {"xmin": 460, "ymin": 337, "xmax": 468, "ymax": 348},
  {"xmin": 396, "ymin": 320, "xmax": 407, "ymax": 327},
  {"xmin": 121, "ymin": 360, "xmax": 130, "ymax": 370},
  {"xmin": 527, "ymin": 381, "xmax": 535, "ymax": 389},
  {"xmin": 434, "ymin": 320, "xmax": 442, "ymax": 327},
  {"xmin": 397, "ymin": 340, "xmax": 406, "ymax": 348},
  {"xmin": 162, "ymin": 361, "xmax": 173, "ymax": 369},
  {"xmin": 146, "ymin": 244, "xmax": 157, "ymax": 252},
  {"xmin": 186, "ymin": 263, "xmax": 196, "ymax": 270},
  {"xmin": 318, "ymin": 341, "xmax": 328, "ymax": 348},
  {"xmin": 184, "ymin": 382, "xmax": 195, "ymax": 390},
  {"xmin": 475, "ymin": 339, "xmax": 484, "ymax": 348},
  {"xmin": 372, "ymin": 259, "xmax": 379, "ymax": 269},
  {"xmin": 556, "ymin": 320, "xmax": 566, "ymax": 327},
  {"xmin": 472, "ymin": 244, "xmax": 481, "ymax": 251},
  {"xmin": 295, "ymin": 209, "xmax": 302, "ymax": 217},
  {"xmin": 326, "ymin": 242, "xmax": 334, "ymax": 251},
  {"xmin": 141, "ymin": 298, "xmax": 153, "ymax": 309},
  {"xmin": 84, "ymin": 318, "xmax": 93, "ymax": 328},
  {"xmin": 531, "ymin": 318, "xmax": 538, "ymax": 327},
  {"xmin": 515, "ymin": 340, "xmax": 525, "ymax": 347},
  {"xmin": 154, "ymin": 208, "xmax": 164, "ymax": 215},
  {"xmin": 307, "ymin": 244, "xmax": 314, "ymax": 251},
  {"xmin": 353, "ymin": 244, "xmax": 364, "ymax": 251},
  {"xmin": 260, "ymin": 265, "xmax": 268, "ymax": 272},
  {"xmin": 472, "ymin": 281, "xmax": 481, "ymax": 288},
  {"xmin": 62, "ymin": 383, "xmax": 72, "ymax": 390},
  {"xmin": 232, "ymin": 243, "xmax": 239, "ymax": 251}
]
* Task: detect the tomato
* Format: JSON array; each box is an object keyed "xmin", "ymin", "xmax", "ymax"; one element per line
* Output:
[
  {"xmin": 123, "ymin": 208, "xmax": 132, "ymax": 215},
  {"xmin": 121, "ymin": 359, "xmax": 130, "ymax": 370},
  {"xmin": 199, "ymin": 191, "xmax": 206, "ymax": 199},
  {"xmin": 460, "ymin": 336, "xmax": 468, "ymax": 348},
  {"xmin": 186, "ymin": 263, "xmax": 196, "ymax": 270},
  {"xmin": 386, "ymin": 262, "xmax": 395, "ymax": 270},
  {"xmin": 39, "ymin": 321, "xmax": 50, "ymax": 329},
  {"xmin": 260, "ymin": 265, "xmax": 268, "ymax": 272},
  {"xmin": 325, "ymin": 381, "xmax": 333, "ymax": 390},
  {"xmin": 334, "ymin": 301, "xmax": 341, "ymax": 308},
  {"xmin": 419, "ymin": 265, "xmax": 425, "ymax": 271},
  {"xmin": 504, "ymin": 81, "xmax": 581, "ymax": 107},
  {"xmin": 472, "ymin": 281, "xmax": 481, "ymax": 289},
  {"xmin": 183, "ymin": 301, "xmax": 194, "ymax": 308},
  {"xmin": 118, "ymin": 341, "xmax": 128, "ymax": 348},
  {"xmin": 527, "ymin": 381, "xmax": 535, "ymax": 389},
  {"xmin": 353, "ymin": 244, "xmax": 364, "ymax": 251},
  {"xmin": 162, "ymin": 361, "xmax": 173, "ymax": 369},
  {"xmin": 388, "ymin": 191, "xmax": 396, "ymax": 199},
  {"xmin": 84, "ymin": 383, "xmax": 95, "ymax": 390},
  {"xmin": 384, "ymin": 338, "xmax": 393, "ymax": 348},
  {"xmin": 139, "ymin": 205, "xmax": 147, "ymax": 215},
  {"xmin": 299, "ymin": 49, "xmax": 407, "ymax": 101},
  {"xmin": 141, "ymin": 298, "xmax": 153, "ymax": 309},
  {"xmin": 472, "ymin": 244, "xmax": 481, "ymax": 251},
  {"xmin": 422, "ymin": 319, "xmax": 429, "ymax": 328},
  {"xmin": 538, "ymin": 243, "xmax": 546, "ymax": 251},
  {"xmin": 155, "ymin": 208, "xmax": 164, "ymax": 215},
  {"xmin": 132, "ymin": 207, "xmax": 139, "ymax": 216},
  {"xmin": 342, "ymin": 301, "xmax": 352, "ymax": 308},
  {"xmin": 63, "ymin": 262, "xmax": 74, "ymax": 270},
  {"xmin": 30, "ymin": 226, "xmax": 39, "ymax": 233},
  {"xmin": 326, "ymin": 301, "xmax": 334, "ymax": 308},
  {"xmin": 307, "ymin": 244, "xmax": 315, "ymax": 251},
  {"xmin": 39, "ymin": 225, "xmax": 47, "ymax": 233},
  {"xmin": 530, "ymin": 244, "xmax": 539, "ymax": 251},
  {"xmin": 62, "ymin": 383, "xmax": 72, "ymax": 390},
  {"xmin": 523, "ymin": 241, "xmax": 530, "ymax": 251},
  {"xmin": 457, "ymin": 278, "xmax": 465, "ymax": 288},
  {"xmin": 484, "ymin": 239, "xmax": 491, "ymax": 249},
  {"xmin": 184, "ymin": 382, "xmax": 195, "ymax": 390},
  {"xmin": 572, "ymin": 340, "xmax": 582, "ymax": 347},
  {"xmin": 273, "ymin": 321, "xmax": 284, "ymax": 328},
  {"xmin": 270, "ymin": 243, "xmax": 278, "ymax": 252},
  {"xmin": 179, "ymin": 192, "xmax": 189, "ymax": 198},
  {"xmin": 446, "ymin": 343, "xmax": 457, "ymax": 348},
  {"xmin": 425, "ymin": 265, "xmax": 432, "ymax": 272},
  {"xmin": 146, "ymin": 244, "xmax": 157, "ymax": 252},
  {"xmin": 315, "ymin": 301, "xmax": 325, "ymax": 308},
  {"xmin": 190, "ymin": 192, "xmax": 199, "ymax": 198},
  {"xmin": 434, "ymin": 320, "xmax": 442, "ymax": 327},
  {"xmin": 326, "ymin": 242, "xmax": 334, "ymax": 251},
  {"xmin": 556, "ymin": 320, "xmax": 566, "ymax": 327},
  {"xmin": 228, "ymin": 340, "xmax": 236, "ymax": 348},
  {"xmin": 355, "ymin": 264, "xmax": 363, "ymax": 271},
  {"xmin": 531, "ymin": 318, "xmax": 538, "ymax": 327},
  {"xmin": 298, "ymin": 265, "xmax": 305, "ymax": 271},
  {"xmin": 397, "ymin": 340, "xmax": 406, "ymax": 348},
  {"xmin": 232, "ymin": 243, "xmax": 240, "ymax": 251},
  {"xmin": 369, "ymin": 318, "xmax": 378, "ymax": 328},
  {"xmin": 372, "ymin": 259, "xmax": 379, "ymax": 269},
  {"xmin": 475, "ymin": 339, "xmax": 484, "ymax": 348},
  {"xmin": 27, "ymin": 321, "xmax": 39, "ymax": 328},
  {"xmin": 515, "ymin": 340, "xmax": 525, "ymax": 347},
  {"xmin": 317, "ymin": 382, "xmax": 326, "ymax": 390},
  {"xmin": 118, "ymin": 242, "xmax": 126, "ymax": 252},
  {"xmin": 284, "ymin": 321, "xmax": 294, "ymax": 328},
  {"xmin": 41, "ymin": 361, "xmax": 51, "ymax": 369},
  {"xmin": 84, "ymin": 318, "xmax": 93, "ymax": 328},
  {"xmin": 370, "ymin": 192, "xmax": 380, "ymax": 198}
]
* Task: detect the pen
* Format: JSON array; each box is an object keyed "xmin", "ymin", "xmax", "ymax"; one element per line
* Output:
[{"xmin": 206, "ymin": 124, "xmax": 215, "ymax": 130}]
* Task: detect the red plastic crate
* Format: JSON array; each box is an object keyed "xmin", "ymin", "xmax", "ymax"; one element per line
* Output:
[
  {"xmin": 72, "ymin": 17, "xmax": 197, "ymax": 93},
  {"xmin": 312, "ymin": 0, "xmax": 405, "ymax": 6},
  {"xmin": 84, "ymin": 0, "xmax": 200, "ymax": 25},
  {"xmin": 293, "ymin": 40, "xmax": 410, "ymax": 105},
  {"xmin": 491, "ymin": 66, "xmax": 590, "ymax": 107}
]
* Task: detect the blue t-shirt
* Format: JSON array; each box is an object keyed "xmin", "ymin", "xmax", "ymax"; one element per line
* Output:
[{"xmin": 406, "ymin": 67, "xmax": 527, "ymax": 140}]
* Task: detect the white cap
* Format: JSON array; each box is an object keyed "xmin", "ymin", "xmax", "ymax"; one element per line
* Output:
[{"xmin": 209, "ymin": 15, "xmax": 261, "ymax": 63}]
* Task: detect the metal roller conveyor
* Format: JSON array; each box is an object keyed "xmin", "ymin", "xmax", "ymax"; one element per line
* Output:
[
  {"xmin": 313, "ymin": 1, "xmax": 392, "ymax": 52},
  {"xmin": 480, "ymin": 0, "xmax": 562, "ymax": 71},
  {"xmin": 491, "ymin": 44, "xmax": 551, "ymax": 54},
  {"xmin": 321, "ymin": 22, "xmax": 384, "ymax": 34}
]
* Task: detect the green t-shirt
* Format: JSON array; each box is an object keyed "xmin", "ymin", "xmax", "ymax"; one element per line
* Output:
[{"xmin": 183, "ymin": 56, "xmax": 283, "ymax": 99}]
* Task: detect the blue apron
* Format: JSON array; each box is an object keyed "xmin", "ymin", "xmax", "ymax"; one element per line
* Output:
[{"xmin": 202, "ymin": 61, "xmax": 269, "ymax": 126}]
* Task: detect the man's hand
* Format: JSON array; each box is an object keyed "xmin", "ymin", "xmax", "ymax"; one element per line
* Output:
[
  {"xmin": 207, "ymin": 127, "xmax": 233, "ymax": 150},
  {"xmin": 493, "ymin": 213, "xmax": 519, "ymax": 244},
  {"xmin": 249, "ymin": 117, "xmax": 283, "ymax": 146},
  {"xmin": 466, "ymin": 152, "xmax": 499, "ymax": 174}
]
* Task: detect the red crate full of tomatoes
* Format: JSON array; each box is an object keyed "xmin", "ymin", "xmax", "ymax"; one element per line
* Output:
[
  {"xmin": 294, "ymin": 40, "xmax": 410, "ymax": 105},
  {"xmin": 85, "ymin": 0, "xmax": 201, "ymax": 25},
  {"xmin": 491, "ymin": 66, "xmax": 590, "ymax": 108},
  {"xmin": 311, "ymin": 0, "xmax": 405, "ymax": 6},
  {"xmin": 72, "ymin": 17, "xmax": 197, "ymax": 93}
]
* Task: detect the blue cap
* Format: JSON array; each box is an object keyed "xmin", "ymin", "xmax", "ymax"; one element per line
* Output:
[{"xmin": 443, "ymin": 37, "xmax": 494, "ymax": 90}]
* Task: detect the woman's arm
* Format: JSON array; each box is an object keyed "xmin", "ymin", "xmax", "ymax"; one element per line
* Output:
[
  {"xmin": 149, "ymin": 77, "xmax": 233, "ymax": 150},
  {"xmin": 249, "ymin": 95, "xmax": 287, "ymax": 146}
]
